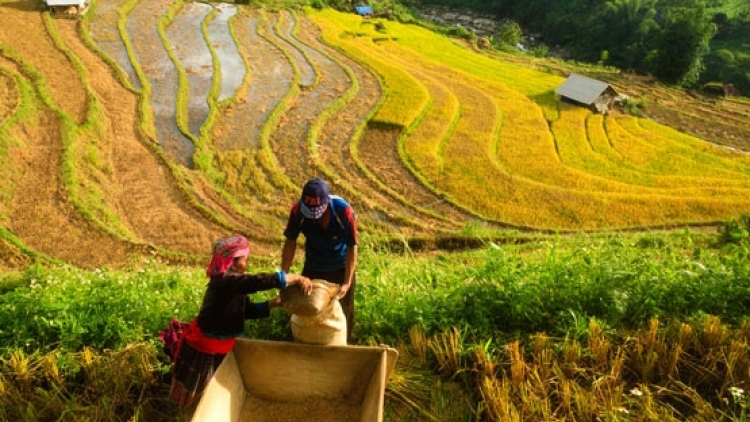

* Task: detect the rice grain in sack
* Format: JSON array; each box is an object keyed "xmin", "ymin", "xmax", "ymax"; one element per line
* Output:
[
  {"xmin": 291, "ymin": 300, "xmax": 347, "ymax": 346},
  {"xmin": 281, "ymin": 279, "xmax": 347, "ymax": 345}
]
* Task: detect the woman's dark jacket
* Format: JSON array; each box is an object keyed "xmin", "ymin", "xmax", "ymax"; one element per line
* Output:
[{"xmin": 196, "ymin": 272, "xmax": 283, "ymax": 337}]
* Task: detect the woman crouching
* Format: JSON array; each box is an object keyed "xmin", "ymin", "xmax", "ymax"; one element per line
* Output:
[{"xmin": 169, "ymin": 235, "xmax": 312, "ymax": 409}]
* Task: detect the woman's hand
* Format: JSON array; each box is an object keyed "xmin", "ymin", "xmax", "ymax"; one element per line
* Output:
[
  {"xmin": 287, "ymin": 274, "xmax": 313, "ymax": 295},
  {"xmin": 268, "ymin": 296, "xmax": 282, "ymax": 308}
]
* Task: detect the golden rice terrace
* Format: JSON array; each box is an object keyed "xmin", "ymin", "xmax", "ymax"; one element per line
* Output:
[{"xmin": 1, "ymin": 0, "xmax": 750, "ymax": 269}]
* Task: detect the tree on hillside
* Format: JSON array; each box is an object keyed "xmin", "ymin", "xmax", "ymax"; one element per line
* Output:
[
  {"xmin": 497, "ymin": 21, "xmax": 523, "ymax": 46},
  {"xmin": 541, "ymin": 0, "xmax": 607, "ymax": 57},
  {"xmin": 702, "ymin": 49, "xmax": 750, "ymax": 96},
  {"xmin": 597, "ymin": 0, "xmax": 660, "ymax": 69},
  {"xmin": 649, "ymin": 4, "xmax": 715, "ymax": 85}
]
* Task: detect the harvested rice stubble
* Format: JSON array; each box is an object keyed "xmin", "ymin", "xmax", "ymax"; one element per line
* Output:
[{"xmin": 239, "ymin": 395, "xmax": 361, "ymax": 421}]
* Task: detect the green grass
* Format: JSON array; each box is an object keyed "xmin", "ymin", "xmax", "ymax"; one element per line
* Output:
[
  {"xmin": 2, "ymin": 227, "xmax": 749, "ymax": 354},
  {"xmin": 2, "ymin": 227, "xmax": 750, "ymax": 421},
  {"xmin": 709, "ymin": 0, "xmax": 750, "ymax": 20}
]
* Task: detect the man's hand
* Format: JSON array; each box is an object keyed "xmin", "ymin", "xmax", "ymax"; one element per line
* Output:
[
  {"xmin": 337, "ymin": 283, "xmax": 350, "ymax": 299},
  {"xmin": 288, "ymin": 274, "xmax": 313, "ymax": 295}
]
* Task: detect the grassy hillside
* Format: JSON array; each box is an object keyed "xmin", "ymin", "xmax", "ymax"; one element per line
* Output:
[
  {"xmin": 2, "ymin": 1, "xmax": 750, "ymax": 268},
  {"xmin": 1, "ymin": 2, "xmax": 750, "ymax": 420}
]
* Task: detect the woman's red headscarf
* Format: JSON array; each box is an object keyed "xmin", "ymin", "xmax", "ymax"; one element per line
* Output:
[{"xmin": 206, "ymin": 235, "xmax": 250, "ymax": 277}]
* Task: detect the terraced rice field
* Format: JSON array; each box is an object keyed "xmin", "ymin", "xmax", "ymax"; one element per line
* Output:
[{"xmin": 1, "ymin": 0, "xmax": 750, "ymax": 269}]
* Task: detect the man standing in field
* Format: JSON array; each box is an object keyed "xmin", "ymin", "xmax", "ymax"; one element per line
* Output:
[{"xmin": 281, "ymin": 178, "xmax": 359, "ymax": 342}]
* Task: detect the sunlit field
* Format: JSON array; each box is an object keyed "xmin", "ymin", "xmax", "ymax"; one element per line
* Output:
[
  {"xmin": 2, "ymin": 1, "xmax": 750, "ymax": 421},
  {"xmin": 311, "ymin": 9, "xmax": 750, "ymax": 230}
]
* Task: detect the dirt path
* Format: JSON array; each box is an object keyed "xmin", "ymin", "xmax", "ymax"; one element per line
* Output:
[{"xmin": 0, "ymin": 69, "xmax": 18, "ymax": 121}]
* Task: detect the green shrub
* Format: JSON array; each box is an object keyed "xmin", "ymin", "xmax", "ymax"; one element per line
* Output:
[
  {"xmin": 623, "ymin": 96, "xmax": 647, "ymax": 116},
  {"xmin": 719, "ymin": 213, "xmax": 750, "ymax": 244},
  {"xmin": 443, "ymin": 25, "xmax": 476, "ymax": 41}
]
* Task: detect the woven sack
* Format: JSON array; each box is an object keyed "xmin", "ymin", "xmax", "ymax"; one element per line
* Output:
[
  {"xmin": 281, "ymin": 279, "xmax": 340, "ymax": 317},
  {"xmin": 290, "ymin": 300, "xmax": 347, "ymax": 346}
]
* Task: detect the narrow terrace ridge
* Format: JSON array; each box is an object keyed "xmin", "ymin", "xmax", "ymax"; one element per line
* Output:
[
  {"xmin": 85, "ymin": 0, "xmax": 280, "ymax": 253},
  {"xmin": 230, "ymin": 11, "xmax": 417, "ymax": 238},
  {"xmin": 1, "ymin": 13, "xmax": 150, "ymax": 267},
  {"xmin": 615, "ymin": 118, "xmax": 750, "ymax": 181},
  {"xmin": 210, "ymin": 8, "xmax": 294, "ymax": 221},
  {"xmin": 552, "ymin": 106, "xmax": 746, "ymax": 194},
  {"xmin": 285, "ymin": 15, "xmax": 461, "ymax": 235},
  {"xmin": 362, "ymin": 49, "xmax": 492, "ymax": 227},
  {"xmin": 0, "ymin": 0, "xmax": 88, "ymax": 124},
  {"xmin": 603, "ymin": 117, "xmax": 741, "ymax": 181},
  {"xmin": 608, "ymin": 74, "xmax": 750, "ymax": 152},
  {"xmin": 234, "ymin": 11, "xmax": 417, "ymax": 236},
  {"xmin": 8, "ymin": 108, "xmax": 132, "ymax": 268},
  {"xmin": 362, "ymin": 39, "xmax": 515, "ymax": 226},
  {"xmin": 266, "ymin": 11, "xmax": 344, "ymax": 189},
  {"xmin": 88, "ymin": 0, "xmax": 142, "ymax": 90},
  {"xmin": 60, "ymin": 16, "xmax": 233, "ymax": 258},
  {"xmin": 127, "ymin": 0, "xmax": 194, "ymax": 167},
  {"xmin": 276, "ymin": 11, "xmax": 316, "ymax": 88},
  {"xmin": 209, "ymin": 3, "xmax": 244, "ymax": 103},
  {"xmin": 167, "ymin": 1, "xmax": 214, "ymax": 137},
  {"xmin": 332, "ymin": 19, "xmax": 740, "ymax": 228}
]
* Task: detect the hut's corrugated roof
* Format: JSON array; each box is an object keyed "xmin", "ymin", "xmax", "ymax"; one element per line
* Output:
[
  {"xmin": 555, "ymin": 73, "xmax": 612, "ymax": 105},
  {"xmin": 355, "ymin": 6, "xmax": 373, "ymax": 15}
]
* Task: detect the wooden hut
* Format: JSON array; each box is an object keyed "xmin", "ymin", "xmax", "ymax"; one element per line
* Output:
[
  {"xmin": 555, "ymin": 73, "xmax": 620, "ymax": 114},
  {"xmin": 44, "ymin": 0, "xmax": 88, "ymax": 15}
]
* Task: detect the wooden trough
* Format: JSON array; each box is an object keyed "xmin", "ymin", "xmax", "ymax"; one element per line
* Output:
[{"xmin": 190, "ymin": 339, "xmax": 399, "ymax": 422}]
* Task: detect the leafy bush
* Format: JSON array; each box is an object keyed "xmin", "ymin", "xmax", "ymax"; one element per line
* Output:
[
  {"xmin": 443, "ymin": 25, "xmax": 476, "ymax": 41},
  {"xmin": 356, "ymin": 232, "xmax": 750, "ymax": 344},
  {"xmin": 623, "ymin": 96, "xmax": 647, "ymax": 116},
  {"xmin": 0, "ymin": 262, "xmax": 205, "ymax": 353},
  {"xmin": 718, "ymin": 213, "xmax": 750, "ymax": 245},
  {"xmin": 497, "ymin": 21, "xmax": 523, "ymax": 46}
]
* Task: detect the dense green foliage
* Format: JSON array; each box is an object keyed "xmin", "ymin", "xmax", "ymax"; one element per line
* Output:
[
  {"xmin": 2, "ymin": 229, "xmax": 749, "ymax": 356},
  {"xmin": 3, "ymin": 228, "xmax": 750, "ymax": 421},
  {"xmin": 2, "ymin": 216, "xmax": 750, "ymax": 421}
]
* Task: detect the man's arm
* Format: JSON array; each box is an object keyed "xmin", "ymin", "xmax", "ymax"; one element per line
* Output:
[
  {"xmin": 281, "ymin": 238, "xmax": 298, "ymax": 273},
  {"xmin": 337, "ymin": 203, "xmax": 358, "ymax": 299},
  {"xmin": 338, "ymin": 244, "xmax": 357, "ymax": 299}
]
